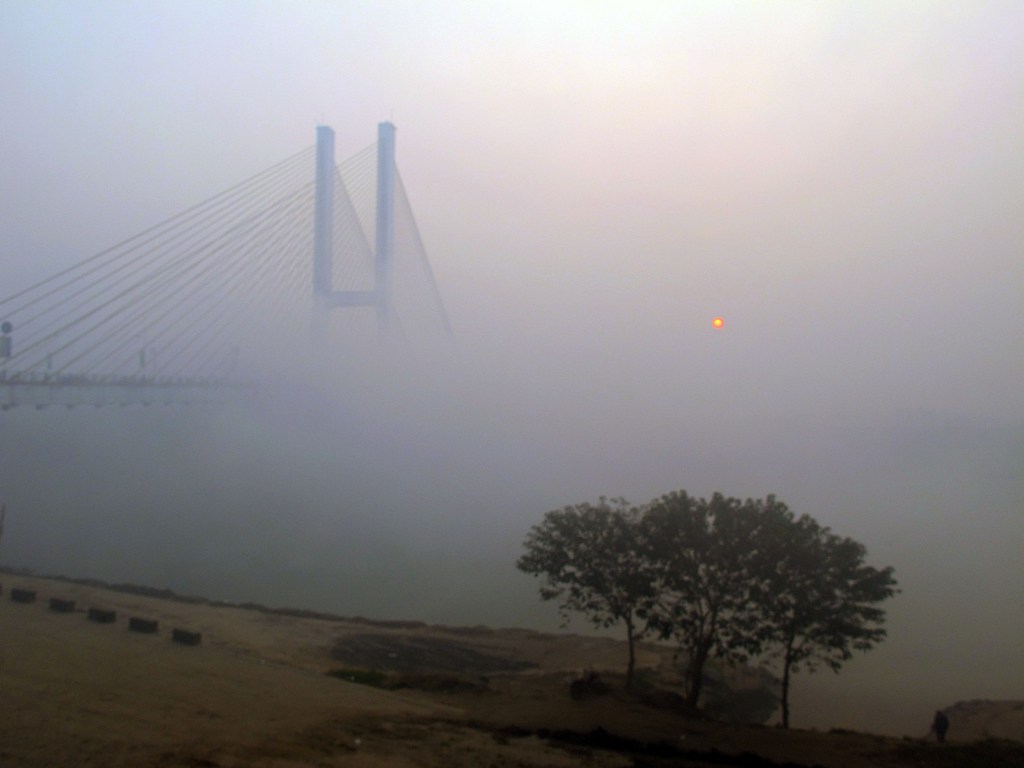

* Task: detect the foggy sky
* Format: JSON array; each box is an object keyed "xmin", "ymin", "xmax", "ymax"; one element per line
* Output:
[{"xmin": 1, "ymin": 1, "xmax": 1022, "ymax": 737}]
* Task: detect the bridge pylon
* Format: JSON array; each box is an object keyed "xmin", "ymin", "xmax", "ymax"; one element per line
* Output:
[{"xmin": 311, "ymin": 122, "xmax": 395, "ymax": 339}]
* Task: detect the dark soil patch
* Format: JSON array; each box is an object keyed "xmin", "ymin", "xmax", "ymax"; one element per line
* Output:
[
  {"xmin": 330, "ymin": 633, "xmax": 536, "ymax": 675},
  {"xmin": 472, "ymin": 724, "xmax": 826, "ymax": 767},
  {"xmin": 894, "ymin": 738, "xmax": 1024, "ymax": 768}
]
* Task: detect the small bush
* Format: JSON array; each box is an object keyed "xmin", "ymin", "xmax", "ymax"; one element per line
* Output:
[
  {"xmin": 87, "ymin": 607, "xmax": 116, "ymax": 623},
  {"xmin": 129, "ymin": 617, "xmax": 159, "ymax": 634},
  {"xmin": 702, "ymin": 683, "xmax": 778, "ymax": 724},
  {"xmin": 171, "ymin": 628, "xmax": 201, "ymax": 645}
]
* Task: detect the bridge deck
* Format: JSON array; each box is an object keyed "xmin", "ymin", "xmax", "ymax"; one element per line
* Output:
[{"xmin": 0, "ymin": 374, "xmax": 242, "ymax": 410}]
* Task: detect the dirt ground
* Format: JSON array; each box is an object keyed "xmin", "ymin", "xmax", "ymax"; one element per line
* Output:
[{"xmin": 1, "ymin": 574, "xmax": 1020, "ymax": 768}]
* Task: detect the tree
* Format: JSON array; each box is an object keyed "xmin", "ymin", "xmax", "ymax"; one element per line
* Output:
[
  {"xmin": 516, "ymin": 497, "xmax": 651, "ymax": 689},
  {"xmin": 638, "ymin": 491, "xmax": 767, "ymax": 709},
  {"xmin": 518, "ymin": 489, "xmax": 898, "ymax": 721},
  {"xmin": 752, "ymin": 511, "xmax": 899, "ymax": 728}
]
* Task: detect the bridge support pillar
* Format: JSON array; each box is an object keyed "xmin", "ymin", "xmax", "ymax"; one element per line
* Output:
[
  {"xmin": 313, "ymin": 125, "xmax": 335, "ymax": 296},
  {"xmin": 312, "ymin": 125, "xmax": 335, "ymax": 340},
  {"xmin": 375, "ymin": 122, "xmax": 396, "ymax": 332}
]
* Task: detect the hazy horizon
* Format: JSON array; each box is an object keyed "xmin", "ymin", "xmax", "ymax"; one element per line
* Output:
[{"xmin": 2, "ymin": 0, "xmax": 1021, "ymax": 738}]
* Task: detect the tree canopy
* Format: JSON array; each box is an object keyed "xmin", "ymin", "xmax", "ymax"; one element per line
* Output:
[
  {"xmin": 517, "ymin": 490, "xmax": 898, "ymax": 724},
  {"xmin": 515, "ymin": 497, "xmax": 651, "ymax": 688},
  {"xmin": 750, "ymin": 511, "xmax": 898, "ymax": 726},
  {"xmin": 639, "ymin": 491, "xmax": 769, "ymax": 707}
]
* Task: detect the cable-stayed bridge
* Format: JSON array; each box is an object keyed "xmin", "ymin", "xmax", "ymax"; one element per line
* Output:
[{"xmin": 0, "ymin": 124, "xmax": 450, "ymax": 410}]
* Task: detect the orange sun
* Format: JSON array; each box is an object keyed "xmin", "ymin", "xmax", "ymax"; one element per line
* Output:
[{"xmin": 712, "ymin": 317, "xmax": 724, "ymax": 329}]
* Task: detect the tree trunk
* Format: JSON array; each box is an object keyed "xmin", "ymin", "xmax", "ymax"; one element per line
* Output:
[
  {"xmin": 625, "ymin": 614, "xmax": 636, "ymax": 690},
  {"xmin": 684, "ymin": 640, "xmax": 711, "ymax": 709},
  {"xmin": 781, "ymin": 656, "xmax": 792, "ymax": 728},
  {"xmin": 780, "ymin": 634, "xmax": 796, "ymax": 728}
]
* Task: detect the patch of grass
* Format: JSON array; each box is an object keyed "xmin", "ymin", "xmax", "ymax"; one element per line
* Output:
[
  {"xmin": 326, "ymin": 668, "xmax": 390, "ymax": 688},
  {"xmin": 391, "ymin": 672, "xmax": 488, "ymax": 693}
]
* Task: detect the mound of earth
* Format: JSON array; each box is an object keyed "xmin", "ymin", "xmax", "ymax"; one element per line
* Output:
[{"xmin": 939, "ymin": 699, "xmax": 1024, "ymax": 742}]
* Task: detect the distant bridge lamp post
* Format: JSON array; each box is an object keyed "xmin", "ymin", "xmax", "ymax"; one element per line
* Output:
[
  {"xmin": 1, "ymin": 321, "xmax": 12, "ymax": 377},
  {"xmin": 44, "ymin": 330, "xmax": 58, "ymax": 375},
  {"xmin": 135, "ymin": 335, "xmax": 159, "ymax": 380}
]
